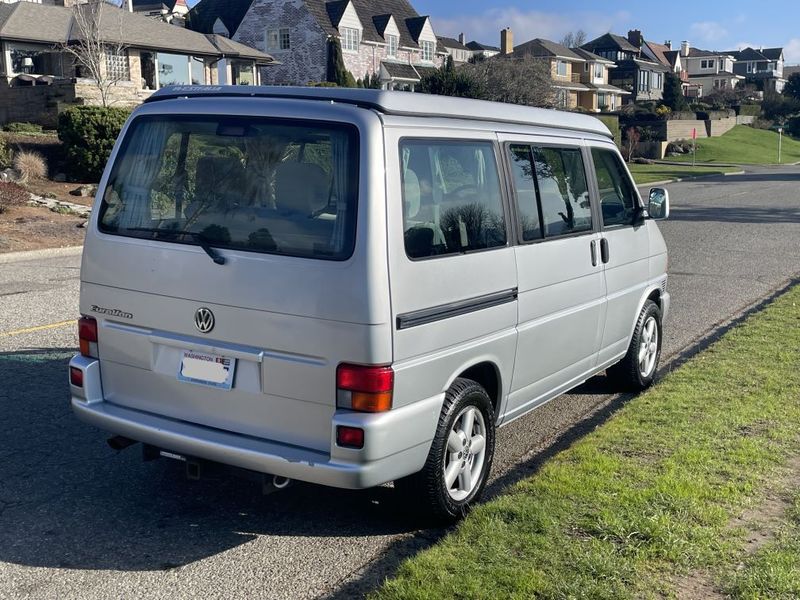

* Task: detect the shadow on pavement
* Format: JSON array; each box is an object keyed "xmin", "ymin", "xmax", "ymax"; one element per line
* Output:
[
  {"xmin": 670, "ymin": 205, "xmax": 800, "ymax": 224},
  {"xmin": 0, "ymin": 348, "xmax": 419, "ymax": 574}
]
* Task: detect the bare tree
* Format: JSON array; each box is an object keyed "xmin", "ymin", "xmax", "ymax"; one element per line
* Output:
[
  {"xmin": 462, "ymin": 57, "xmax": 556, "ymax": 108},
  {"xmin": 560, "ymin": 30, "xmax": 587, "ymax": 48},
  {"xmin": 60, "ymin": 1, "xmax": 128, "ymax": 107}
]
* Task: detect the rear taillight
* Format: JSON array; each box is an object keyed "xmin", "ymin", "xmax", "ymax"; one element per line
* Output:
[
  {"xmin": 336, "ymin": 363, "xmax": 394, "ymax": 412},
  {"xmin": 78, "ymin": 316, "xmax": 98, "ymax": 358}
]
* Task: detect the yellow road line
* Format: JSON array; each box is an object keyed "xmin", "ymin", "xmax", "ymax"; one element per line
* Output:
[{"xmin": 0, "ymin": 319, "xmax": 76, "ymax": 338}]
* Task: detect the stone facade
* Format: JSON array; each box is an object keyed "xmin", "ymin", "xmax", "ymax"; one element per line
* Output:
[
  {"xmin": 235, "ymin": 0, "xmax": 328, "ymax": 85},
  {"xmin": 233, "ymin": 0, "xmax": 443, "ymax": 86}
]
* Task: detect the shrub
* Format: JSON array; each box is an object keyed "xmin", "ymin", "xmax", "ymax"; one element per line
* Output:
[
  {"xmin": 0, "ymin": 138, "xmax": 13, "ymax": 169},
  {"xmin": 655, "ymin": 104, "xmax": 671, "ymax": 118},
  {"xmin": 751, "ymin": 118, "xmax": 774, "ymax": 130},
  {"xmin": 57, "ymin": 106, "xmax": 130, "ymax": 182},
  {"xmin": 737, "ymin": 104, "xmax": 762, "ymax": 117},
  {"xmin": 3, "ymin": 122, "xmax": 44, "ymax": 134},
  {"xmin": 13, "ymin": 150, "xmax": 47, "ymax": 182},
  {"xmin": 0, "ymin": 181, "xmax": 29, "ymax": 213},
  {"xmin": 597, "ymin": 115, "xmax": 620, "ymax": 146}
]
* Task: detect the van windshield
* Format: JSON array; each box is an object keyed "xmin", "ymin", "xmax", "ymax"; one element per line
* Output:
[{"xmin": 98, "ymin": 116, "xmax": 359, "ymax": 260}]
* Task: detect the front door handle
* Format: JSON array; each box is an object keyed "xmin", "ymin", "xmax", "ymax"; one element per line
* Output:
[
  {"xmin": 600, "ymin": 238, "xmax": 610, "ymax": 264},
  {"xmin": 590, "ymin": 240, "xmax": 597, "ymax": 267}
]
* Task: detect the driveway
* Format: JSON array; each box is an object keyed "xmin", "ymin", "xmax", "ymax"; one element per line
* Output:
[{"xmin": 1, "ymin": 166, "xmax": 799, "ymax": 599}]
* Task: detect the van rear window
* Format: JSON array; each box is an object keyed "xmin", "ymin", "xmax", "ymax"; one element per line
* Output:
[{"xmin": 98, "ymin": 116, "xmax": 359, "ymax": 260}]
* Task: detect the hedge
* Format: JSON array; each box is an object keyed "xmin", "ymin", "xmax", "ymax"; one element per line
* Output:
[
  {"xmin": 57, "ymin": 106, "xmax": 131, "ymax": 182},
  {"xmin": 737, "ymin": 104, "xmax": 762, "ymax": 117}
]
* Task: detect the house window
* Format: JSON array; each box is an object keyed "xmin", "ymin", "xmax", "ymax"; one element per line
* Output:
[
  {"xmin": 421, "ymin": 40, "xmax": 434, "ymax": 61},
  {"xmin": 556, "ymin": 60, "xmax": 568, "ymax": 76},
  {"xmin": 594, "ymin": 63, "xmax": 603, "ymax": 79},
  {"xmin": 105, "ymin": 48, "xmax": 130, "ymax": 81},
  {"xmin": 266, "ymin": 27, "xmax": 290, "ymax": 51},
  {"xmin": 341, "ymin": 27, "xmax": 360, "ymax": 52},
  {"xmin": 191, "ymin": 57, "xmax": 205, "ymax": 85},
  {"xmin": 157, "ymin": 52, "xmax": 191, "ymax": 86},
  {"xmin": 638, "ymin": 70, "xmax": 650, "ymax": 91},
  {"xmin": 556, "ymin": 88, "xmax": 568, "ymax": 108},
  {"xmin": 654, "ymin": 73, "xmax": 662, "ymax": 89},
  {"xmin": 387, "ymin": 34, "xmax": 398, "ymax": 57}
]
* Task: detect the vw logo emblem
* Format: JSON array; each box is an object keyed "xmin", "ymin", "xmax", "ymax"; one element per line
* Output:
[{"xmin": 194, "ymin": 307, "xmax": 215, "ymax": 334}]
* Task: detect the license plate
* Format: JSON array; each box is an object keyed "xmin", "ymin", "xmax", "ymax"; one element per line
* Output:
[{"xmin": 177, "ymin": 350, "xmax": 236, "ymax": 390}]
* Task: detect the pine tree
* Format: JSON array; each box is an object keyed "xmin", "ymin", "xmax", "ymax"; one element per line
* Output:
[
  {"xmin": 662, "ymin": 72, "xmax": 687, "ymax": 111},
  {"xmin": 326, "ymin": 38, "xmax": 356, "ymax": 87}
]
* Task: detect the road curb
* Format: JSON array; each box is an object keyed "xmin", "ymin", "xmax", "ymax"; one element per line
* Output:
[
  {"xmin": 636, "ymin": 170, "xmax": 746, "ymax": 189},
  {"xmin": 0, "ymin": 245, "xmax": 83, "ymax": 264}
]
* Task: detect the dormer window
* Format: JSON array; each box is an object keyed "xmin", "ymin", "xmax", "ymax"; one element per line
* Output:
[
  {"xmin": 421, "ymin": 40, "xmax": 434, "ymax": 62},
  {"xmin": 387, "ymin": 34, "xmax": 398, "ymax": 57},
  {"xmin": 342, "ymin": 27, "xmax": 360, "ymax": 51}
]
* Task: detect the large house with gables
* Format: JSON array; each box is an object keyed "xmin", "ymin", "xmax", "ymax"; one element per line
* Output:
[{"xmin": 188, "ymin": 0, "xmax": 446, "ymax": 89}]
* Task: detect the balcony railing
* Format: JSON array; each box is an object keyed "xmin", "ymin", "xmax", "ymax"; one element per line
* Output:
[{"xmin": 571, "ymin": 73, "xmax": 582, "ymax": 83}]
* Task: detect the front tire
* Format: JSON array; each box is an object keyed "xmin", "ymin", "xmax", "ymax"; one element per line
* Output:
[
  {"xmin": 607, "ymin": 299, "xmax": 663, "ymax": 391},
  {"xmin": 395, "ymin": 378, "xmax": 495, "ymax": 522}
]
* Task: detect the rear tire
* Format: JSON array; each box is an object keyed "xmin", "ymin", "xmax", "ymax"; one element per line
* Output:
[
  {"xmin": 395, "ymin": 378, "xmax": 495, "ymax": 523},
  {"xmin": 607, "ymin": 299, "xmax": 662, "ymax": 391}
]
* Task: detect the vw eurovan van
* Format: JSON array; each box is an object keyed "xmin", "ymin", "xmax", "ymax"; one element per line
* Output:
[{"xmin": 70, "ymin": 86, "xmax": 670, "ymax": 520}]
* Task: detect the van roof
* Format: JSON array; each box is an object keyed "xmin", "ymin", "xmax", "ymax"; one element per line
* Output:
[{"xmin": 144, "ymin": 85, "xmax": 613, "ymax": 138}]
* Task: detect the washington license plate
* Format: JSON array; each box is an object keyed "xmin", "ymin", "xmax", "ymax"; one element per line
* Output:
[{"xmin": 177, "ymin": 350, "xmax": 236, "ymax": 390}]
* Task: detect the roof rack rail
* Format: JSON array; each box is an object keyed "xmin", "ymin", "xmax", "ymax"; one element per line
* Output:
[{"xmin": 143, "ymin": 85, "xmax": 612, "ymax": 138}]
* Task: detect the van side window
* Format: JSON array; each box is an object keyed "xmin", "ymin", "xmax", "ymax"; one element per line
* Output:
[
  {"xmin": 591, "ymin": 148, "xmax": 640, "ymax": 227},
  {"xmin": 508, "ymin": 144, "xmax": 542, "ymax": 241},
  {"xmin": 400, "ymin": 140, "xmax": 506, "ymax": 259},
  {"xmin": 507, "ymin": 144, "xmax": 592, "ymax": 239}
]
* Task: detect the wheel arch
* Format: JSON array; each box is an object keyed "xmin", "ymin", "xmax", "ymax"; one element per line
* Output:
[
  {"xmin": 626, "ymin": 282, "xmax": 665, "ymax": 344},
  {"xmin": 444, "ymin": 359, "xmax": 504, "ymax": 423}
]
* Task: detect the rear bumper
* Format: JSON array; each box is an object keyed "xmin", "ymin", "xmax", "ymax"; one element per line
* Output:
[{"xmin": 69, "ymin": 356, "xmax": 440, "ymax": 489}]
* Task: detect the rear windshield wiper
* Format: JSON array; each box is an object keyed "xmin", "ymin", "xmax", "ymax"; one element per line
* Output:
[{"xmin": 126, "ymin": 227, "xmax": 226, "ymax": 265}]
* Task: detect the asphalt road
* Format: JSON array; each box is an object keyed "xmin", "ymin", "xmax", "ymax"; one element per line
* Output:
[{"xmin": 1, "ymin": 166, "xmax": 799, "ymax": 599}]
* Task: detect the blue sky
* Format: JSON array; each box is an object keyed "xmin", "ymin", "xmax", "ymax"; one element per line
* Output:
[{"xmin": 414, "ymin": 0, "xmax": 800, "ymax": 63}]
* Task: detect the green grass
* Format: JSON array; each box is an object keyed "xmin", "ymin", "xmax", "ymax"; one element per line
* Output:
[
  {"xmin": 726, "ymin": 495, "xmax": 800, "ymax": 599},
  {"xmin": 375, "ymin": 285, "xmax": 800, "ymax": 600},
  {"xmin": 670, "ymin": 125, "xmax": 800, "ymax": 165},
  {"xmin": 628, "ymin": 163, "xmax": 740, "ymax": 184}
]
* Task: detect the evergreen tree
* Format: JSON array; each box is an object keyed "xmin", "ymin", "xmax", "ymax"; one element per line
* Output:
[
  {"xmin": 784, "ymin": 73, "xmax": 800, "ymax": 101},
  {"xmin": 326, "ymin": 38, "xmax": 356, "ymax": 87},
  {"xmin": 662, "ymin": 72, "xmax": 687, "ymax": 111}
]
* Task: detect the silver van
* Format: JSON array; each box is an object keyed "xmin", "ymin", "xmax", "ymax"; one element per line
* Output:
[{"xmin": 69, "ymin": 87, "xmax": 670, "ymax": 520}]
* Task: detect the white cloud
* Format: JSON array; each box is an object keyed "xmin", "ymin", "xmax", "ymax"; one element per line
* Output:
[
  {"xmin": 785, "ymin": 39, "xmax": 800, "ymax": 64},
  {"xmin": 689, "ymin": 21, "xmax": 728, "ymax": 44},
  {"xmin": 432, "ymin": 7, "xmax": 631, "ymax": 48}
]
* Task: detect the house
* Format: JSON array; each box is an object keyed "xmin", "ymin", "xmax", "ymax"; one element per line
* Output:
[
  {"xmin": 679, "ymin": 41, "xmax": 744, "ymax": 97},
  {"xmin": 570, "ymin": 47, "xmax": 630, "ymax": 111},
  {"xmin": 724, "ymin": 46, "xmax": 786, "ymax": 93},
  {"xmin": 503, "ymin": 35, "xmax": 586, "ymax": 109},
  {"xmin": 437, "ymin": 34, "xmax": 470, "ymax": 64},
  {"xmin": 581, "ymin": 30, "xmax": 669, "ymax": 104},
  {"xmin": 130, "ymin": 0, "xmax": 189, "ymax": 26},
  {"xmin": 188, "ymin": 0, "xmax": 446, "ymax": 90},
  {"xmin": 465, "ymin": 40, "xmax": 499, "ymax": 60},
  {"xmin": 0, "ymin": 1, "xmax": 273, "ymax": 123}
]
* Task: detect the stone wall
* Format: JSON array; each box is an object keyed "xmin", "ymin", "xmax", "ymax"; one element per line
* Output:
[
  {"xmin": 662, "ymin": 117, "xmax": 738, "ymax": 141},
  {"xmin": 0, "ymin": 81, "xmax": 151, "ymax": 127}
]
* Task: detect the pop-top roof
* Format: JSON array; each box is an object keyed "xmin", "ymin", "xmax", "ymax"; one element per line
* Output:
[{"xmin": 144, "ymin": 85, "xmax": 613, "ymax": 138}]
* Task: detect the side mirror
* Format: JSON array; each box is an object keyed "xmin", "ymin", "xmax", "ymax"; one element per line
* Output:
[{"xmin": 648, "ymin": 187, "xmax": 670, "ymax": 220}]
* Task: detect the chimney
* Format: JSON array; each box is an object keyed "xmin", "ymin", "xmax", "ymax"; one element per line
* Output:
[
  {"xmin": 665, "ymin": 40, "xmax": 672, "ymax": 50},
  {"xmin": 501, "ymin": 27, "xmax": 513, "ymax": 55},
  {"xmin": 627, "ymin": 29, "xmax": 643, "ymax": 48},
  {"xmin": 458, "ymin": 32, "xmax": 465, "ymax": 45},
  {"xmin": 681, "ymin": 40, "xmax": 690, "ymax": 57}
]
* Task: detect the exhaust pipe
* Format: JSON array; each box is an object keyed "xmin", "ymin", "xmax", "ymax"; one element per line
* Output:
[
  {"xmin": 107, "ymin": 435, "xmax": 137, "ymax": 451},
  {"xmin": 262, "ymin": 474, "xmax": 293, "ymax": 495},
  {"xmin": 273, "ymin": 475, "xmax": 291, "ymax": 489}
]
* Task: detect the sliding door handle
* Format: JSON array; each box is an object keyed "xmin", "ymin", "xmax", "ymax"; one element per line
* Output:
[
  {"xmin": 590, "ymin": 240, "xmax": 598, "ymax": 267},
  {"xmin": 600, "ymin": 238, "xmax": 610, "ymax": 264}
]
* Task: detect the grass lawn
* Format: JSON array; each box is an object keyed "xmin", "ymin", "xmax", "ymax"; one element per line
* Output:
[
  {"xmin": 670, "ymin": 125, "xmax": 800, "ymax": 165},
  {"xmin": 728, "ymin": 494, "xmax": 800, "ymax": 599},
  {"xmin": 375, "ymin": 284, "xmax": 800, "ymax": 600},
  {"xmin": 628, "ymin": 163, "xmax": 740, "ymax": 185}
]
